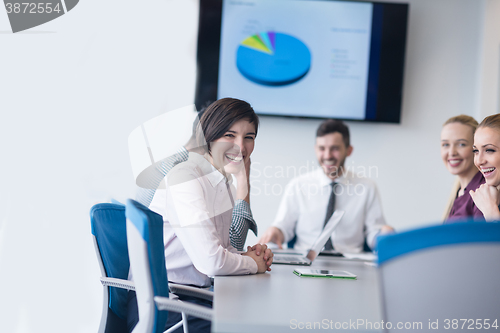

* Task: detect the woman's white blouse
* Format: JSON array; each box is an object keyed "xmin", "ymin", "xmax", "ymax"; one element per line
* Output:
[{"xmin": 149, "ymin": 152, "xmax": 258, "ymax": 287}]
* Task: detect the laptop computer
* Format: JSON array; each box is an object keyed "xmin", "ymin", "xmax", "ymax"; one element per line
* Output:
[{"xmin": 272, "ymin": 210, "xmax": 345, "ymax": 265}]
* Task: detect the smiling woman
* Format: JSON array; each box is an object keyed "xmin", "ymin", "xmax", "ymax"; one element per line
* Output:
[
  {"xmin": 197, "ymin": 98, "xmax": 258, "ymax": 187},
  {"xmin": 440, "ymin": 115, "xmax": 485, "ymax": 222},
  {"xmin": 469, "ymin": 114, "xmax": 500, "ymax": 221},
  {"xmin": 126, "ymin": 98, "xmax": 273, "ymax": 333}
]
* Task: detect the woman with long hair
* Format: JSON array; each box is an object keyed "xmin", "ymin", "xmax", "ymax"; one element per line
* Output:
[
  {"xmin": 470, "ymin": 114, "xmax": 500, "ymax": 221},
  {"xmin": 441, "ymin": 115, "xmax": 485, "ymax": 222}
]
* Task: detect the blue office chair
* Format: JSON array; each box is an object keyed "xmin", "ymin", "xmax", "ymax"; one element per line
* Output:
[
  {"xmin": 377, "ymin": 222, "xmax": 500, "ymax": 332},
  {"xmin": 90, "ymin": 203, "xmax": 135, "ymax": 333},
  {"xmin": 125, "ymin": 199, "xmax": 213, "ymax": 333}
]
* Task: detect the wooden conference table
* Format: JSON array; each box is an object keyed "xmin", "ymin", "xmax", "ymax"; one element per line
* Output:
[{"xmin": 212, "ymin": 256, "xmax": 383, "ymax": 333}]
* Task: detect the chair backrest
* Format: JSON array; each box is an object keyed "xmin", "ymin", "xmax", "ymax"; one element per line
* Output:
[
  {"xmin": 287, "ymin": 235, "xmax": 297, "ymax": 249},
  {"xmin": 377, "ymin": 222, "xmax": 500, "ymax": 332},
  {"xmin": 126, "ymin": 199, "xmax": 169, "ymax": 333},
  {"xmin": 90, "ymin": 203, "xmax": 129, "ymax": 333}
]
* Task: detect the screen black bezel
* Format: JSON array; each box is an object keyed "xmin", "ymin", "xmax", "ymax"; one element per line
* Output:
[{"xmin": 195, "ymin": 0, "xmax": 409, "ymax": 124}]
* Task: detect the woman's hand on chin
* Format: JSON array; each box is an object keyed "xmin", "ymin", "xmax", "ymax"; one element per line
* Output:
[
  {"xmin": 235, "ymin": 157, "xmax": 251, "ymax": 203},
  {"xmin": 470, "ymin": 183, "xmax": 500, "ymax": 221}
]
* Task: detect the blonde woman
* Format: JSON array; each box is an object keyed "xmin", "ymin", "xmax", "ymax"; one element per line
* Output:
[
  {"xmin": 470, "ymin": 114, "xmax": 500, "ymax": 221},
  {"xmin": 441, "ymin": 115, "xmax": 485, "ymax": 222}
]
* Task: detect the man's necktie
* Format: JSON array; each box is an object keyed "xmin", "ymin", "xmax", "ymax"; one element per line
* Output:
[{"xmin": 323, "ymin": 182, "xmax": 337, "ymax": 250}]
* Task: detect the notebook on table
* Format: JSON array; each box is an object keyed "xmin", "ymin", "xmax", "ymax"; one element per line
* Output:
[{"xmin": 272, "ymin": 210, "xmax": 345, "ymax": 266}]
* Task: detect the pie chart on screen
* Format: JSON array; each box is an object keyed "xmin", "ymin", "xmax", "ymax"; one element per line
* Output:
[{"xmin": 236, "ymin": 31, "xmax": 311, "ymax": 86}]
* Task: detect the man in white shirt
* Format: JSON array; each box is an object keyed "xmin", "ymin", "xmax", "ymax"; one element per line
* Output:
[{"xmin": 259, "ymin": 119, "xmax": 393, "ymax": 253}]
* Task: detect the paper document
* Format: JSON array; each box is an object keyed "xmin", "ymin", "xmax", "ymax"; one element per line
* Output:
[{"xmin": 343, "ymin": 252, "xmax": 377, "ymax": 261}]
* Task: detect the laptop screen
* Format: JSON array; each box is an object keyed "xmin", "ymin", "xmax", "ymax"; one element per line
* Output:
[{"xmin": 305, "ymin": 211, "xmax": 345, "ymax": 261}]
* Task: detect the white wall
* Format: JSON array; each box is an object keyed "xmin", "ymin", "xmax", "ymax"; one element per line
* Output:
[
  {"xmin": 0, "ymin": 1, "xmax": 199, "ymax": 332},
  {"xmin": 0, "ymin": 0, "xmax": 498, "ymax": 332},
  {"xmin": 477, "ymin": 0, "xmax": 500, "ymax": 120}
]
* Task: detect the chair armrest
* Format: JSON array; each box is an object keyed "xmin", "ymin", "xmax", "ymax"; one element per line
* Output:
[
  {"xmin": 100, "ymin": 277, "xmax": 135, "ymax": 291},
  {"xmin": 168, "ymin": 283, "xmax": 213, "ymax": 302},
  {"xmin": 154, "ymin": 296, "xmax": 213, "ymax": 321}
]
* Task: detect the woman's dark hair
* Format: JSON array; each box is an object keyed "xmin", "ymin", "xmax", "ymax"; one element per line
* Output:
[
  {"xmin": 316, "ymin": 119, "xmax": 350, "ymax": 147},
  {"xmin": 197, "ymin": 98, "xmax": 259, "ymax": 155}
]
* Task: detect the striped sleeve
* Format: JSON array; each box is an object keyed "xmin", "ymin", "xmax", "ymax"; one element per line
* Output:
[{"xmin": 229, "ymin": 199, "xmax": 258, "ymax": 251}]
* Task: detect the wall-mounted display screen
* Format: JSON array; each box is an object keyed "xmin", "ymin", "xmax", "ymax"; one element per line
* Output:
[{"xmin": 195, "ymin": 0, "xmax": 408, "ymax": 123}]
